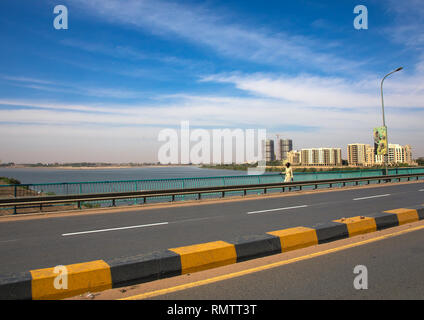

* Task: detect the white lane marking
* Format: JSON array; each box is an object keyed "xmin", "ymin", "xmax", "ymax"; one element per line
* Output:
[
  {"xmin": 247, "ymin": 205, "xmax": 308, "ymax": 215},
  {"xmin": 353, "ymin": 194, "xmax": 391, "ymax": 201},
  {"xmin": 419, "ymin": 189, "xmax": 424, "ymax": 192},
  {"xmin": 62, "ymin": 222, "xmax": 169, "ymax": 236}
]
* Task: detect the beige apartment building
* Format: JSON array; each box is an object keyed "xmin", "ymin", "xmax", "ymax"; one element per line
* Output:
[
  {"xmin": 283, "ymin": 143, "xmax": 413, "ymax": 167},
  {"xmin": 347, "ymin": 144, "xmax": 368, "ymax": 166},
  {"xmin": 387, "ymin": 144, "xmax": 413, "ymax": 164},
  {"xmin": 287, "ymin": 150, "xmax": 301, "ymax": 165},
  {"xmin": 365, "ymin": 144, "xmax": 377, "ymax": 166},
  {"xmin": 300, "ymin": 148, "xmax": 342, "ymax": 166},
  {"xmin": 352, "ymin": 143, "xmax": 414, "ymax": 166}
]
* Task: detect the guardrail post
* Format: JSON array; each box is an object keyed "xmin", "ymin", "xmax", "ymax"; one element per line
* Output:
[
  {"xmin": 13, "ymin": 185, "xmax": 17, "ymax": 214},
  {"xmin": 134, "ymin": 182, "xmax": 138, "ymax": 205},
  {"xmin": 182, "ymin": 180, "xmax": 185, "ymax": 201}
]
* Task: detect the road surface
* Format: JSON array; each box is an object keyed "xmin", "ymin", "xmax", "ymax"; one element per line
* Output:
[{"xmin": 0, "ymin": 181, "xmax": 423, "ymax": 275}]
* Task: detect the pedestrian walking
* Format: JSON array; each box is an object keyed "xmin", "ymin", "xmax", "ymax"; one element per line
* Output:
[{"xmin": 283, "ymin": 162, "xmax": 294, "ymax": 183}]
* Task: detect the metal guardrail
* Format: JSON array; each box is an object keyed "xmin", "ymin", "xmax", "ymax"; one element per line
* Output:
[
  {"xmin": 1, "ymin": 172, "xmax": 423, "ymax": 214},
  {"xmin": 2, "ymin": 167, "xmax": 423, "ymax": 199}
]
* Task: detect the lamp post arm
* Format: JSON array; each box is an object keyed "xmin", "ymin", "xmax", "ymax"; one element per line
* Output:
[{"xmin": 380, "ymin": 70, "xmax": 396, "ymax": 127}]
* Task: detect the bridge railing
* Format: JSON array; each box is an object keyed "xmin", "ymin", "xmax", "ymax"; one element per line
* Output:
[
  {"xmin": 1, "ymin": 170, "xmax": 423, "ymax": 215},
  {"xmin": 1, "ymin": 167, "xmax": 423, "ymax": 200}
]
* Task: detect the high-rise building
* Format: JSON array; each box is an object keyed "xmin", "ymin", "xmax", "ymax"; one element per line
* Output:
[
  {"xmin": 365, "ymin": 145, "xmax": 375, "ymax": 166},
  {"xmin": 347, "ymin": 143, "xmax": 368, "ymax": 166},
  {"xmin": 274, "ymin": 138, "xmax": 293, "ymax": 161},
  {"xmin": 280, "ymin": 139, "xmax": 293, "ymax": 161},
  {"xmin": 262, "ymin": 139, "xmax": 275, "ymax": 162},
  {"xmin": 300, "ymin": 148, "xmax": 342, "ymax": 166},
  {"xmin": 275, "ymin": 135, "xmax": 281, "ymax": 161}
]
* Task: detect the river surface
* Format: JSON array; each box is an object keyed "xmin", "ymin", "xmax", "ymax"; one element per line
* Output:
[{"xmin": 0, "ymin": 166, "xmax": 247, "ymax": 184}]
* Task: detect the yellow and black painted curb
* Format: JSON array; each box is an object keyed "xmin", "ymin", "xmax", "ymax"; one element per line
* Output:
[{"xmin": 1, "ymin": 206, "xmax": 423, "ymax": 300}]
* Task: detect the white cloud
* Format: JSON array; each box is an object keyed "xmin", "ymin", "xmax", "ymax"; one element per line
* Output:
[
  {"xmin": 201, "ymin": 70, "xmax": 424, "ymax": 109},
  {"xmin": 67, "ymin": 0, "xmax": 361, "ymax": 73},
  {"xmin": 384, "ymin": 0, "xmax": 424, "ymax": 49},
  {"xmin": 0, "ymin": 75, "xmax": 54, "ymax": 85},
  {"xmin": 1, "ymin": 89, "xmax": 423, "ymax": 162},
  {"xmin": 3, "ymin": 76, "xmax": 145, "ymax": 99}
]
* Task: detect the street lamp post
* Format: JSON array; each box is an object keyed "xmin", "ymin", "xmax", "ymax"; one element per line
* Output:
[{"xmin": 380, "ymin": 67, "xmax": 403, "ymax": 175}]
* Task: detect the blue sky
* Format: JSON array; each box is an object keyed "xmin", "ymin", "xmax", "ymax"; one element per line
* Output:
[{"xmin": 0, "ymin": 0, "xmax": 423, "ymax": 163}]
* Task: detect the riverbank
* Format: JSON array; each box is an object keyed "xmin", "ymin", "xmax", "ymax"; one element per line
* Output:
[{"xmin": 200, "ymin": 164, "xmax": 419, "ymax": 173}]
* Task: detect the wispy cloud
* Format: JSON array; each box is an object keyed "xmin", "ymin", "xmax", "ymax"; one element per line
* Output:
[
  {"xmin": 2, "ymin": 86, "xmax": 423, "ymax": 163},
  {"xmin": 3, "ymin": 75, "xmax": 145, "ymax": 99},
  {"xmin": 1, "ymin": 95, "xmax": 423, "ymax": 162},
  {"xmin": 1, "ymin": 75, "xmax": 54, "ymax": 85},
  {"xmin": 201, "ymin": 69, "xmax": 424, "ymax": 109},
  {"xmin": 384, "ymin": 0, "xmax": 424, "ymax": 49},
  {"xmin": 68, "ymin": 0, "xmax": 362, "ymax": 74},
  {"xmin": 1, "ymin": 92, "xmax": 422, "ymax": 130}
]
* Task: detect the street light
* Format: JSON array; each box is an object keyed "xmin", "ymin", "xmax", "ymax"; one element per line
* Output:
[{"xmin": 380, "ymin": 66, "xmax": 403, "ymax": 175}]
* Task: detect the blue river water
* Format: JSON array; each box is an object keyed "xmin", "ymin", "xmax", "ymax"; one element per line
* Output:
[{"xmin": 0, "ymin": 166, "xmax": 247, "ymax": 184}]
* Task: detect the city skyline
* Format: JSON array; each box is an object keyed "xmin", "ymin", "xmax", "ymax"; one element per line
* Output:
[
  {"xmin": 263, "ymin": 134, "xmax": 417, "ymax": 164},
  {"xmin": 0, "ymin": 138, "xmax": 416, "ymax": 165},
  {"xmin": 1, "ymin": 1, "xmax": 424, "ymax": 163}
]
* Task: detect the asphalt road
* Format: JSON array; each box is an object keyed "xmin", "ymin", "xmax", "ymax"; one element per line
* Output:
[
  {"xmin": 150, "ymin": 223, "xmax": 424, "ymax": 299},
  {"xmin": 0, "ymin": 181, "xmax": 423, "ymax": 274}
]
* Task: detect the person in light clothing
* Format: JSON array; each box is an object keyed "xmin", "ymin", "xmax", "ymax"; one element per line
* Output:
[{"xmin": 283, "ymin": 162, "xmax": 293, "ymax": 182}]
